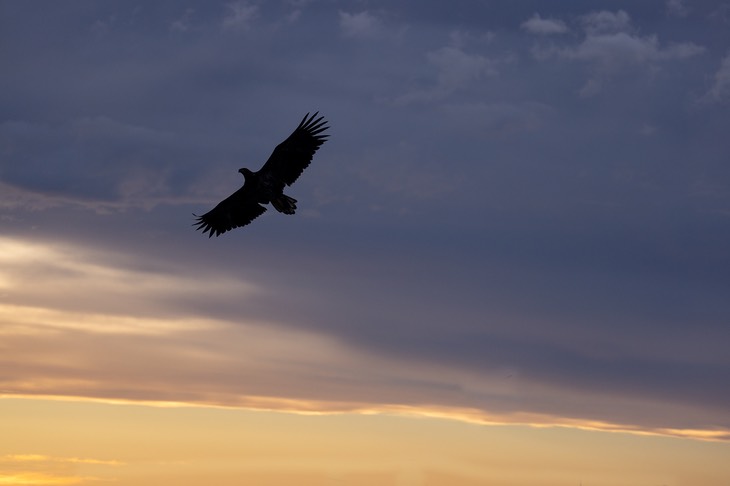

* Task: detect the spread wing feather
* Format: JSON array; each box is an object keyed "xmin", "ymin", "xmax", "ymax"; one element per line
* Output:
[
  {"xmin": 259, "ymin": 112, "xmax": 329, "ymax": 186},
  {"xmin": 193, "ymin": 186, "xmax": 267, "ymax": 237}
]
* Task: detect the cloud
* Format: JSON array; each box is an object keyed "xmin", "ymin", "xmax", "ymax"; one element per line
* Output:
[
  {"xmin": 567, "ymin": 10, "xmax": 704, "ymax": 66},
  {"xmin": 530, "ymin": 10, "xmax": 705, "ymax": 96},
  {"xmin": 660, "ymin": 41, "xmax": 708, "ymax": 59},
  {"xmin": 0, "ymin": 117, "xmax": 210, "ymax": 211},
  {"xmin": 351, "ymin": 143, "xmax": 464, "ymax": 203},
  {"xmin": 439, "ymin": 101, "xmax": 548, "ymax": 138},
  {"xmin": 1, "ymin": 234, "xmax": 729, "ymax": 441},
  {"xmin": 561, "ymin": 33, "xmax": 704, "ymax": 96},
  {"xmin": 0, "ymin": 181, "xmax": 196, "ymax": 215},
  {"xmin": 561, "ymin": 32, "xmax": 704, "ymax": 67},
  {"xmin": 521, "ymin": 13, "xmax": 568, "ymax": 35},
  {"xmin": 0, "ymin": 236, "xmax": 262, "ymax": 320},
  {"xmin": 170, "ymin": 8, "xmax": 195, "ymax": 33},
  {"xmin": 428, "ymin": 46, "xmax": 496, "ymax": 91},
  {"xmin": 338, "ymin": 10, "xmax": 383, "ymax": 39},
  {"xmin": 0, "ymin": 472, "xmax": 87, "ymax": 485},
  {"xmin": 666, "ymin": 0, "xmax": 690, "ymax": 17},
  {"xmin": 1, "ymin": 455, "xmax": 121, "ymax": 467},
  {"xmin": 701, "ymin": 51, "xmax": 730, "ymax": 103},
  {"xmin": 395, "ymin": 46, "xmax": 497, "ymax": 104},
  {"xmin": 448, "ymin": 29, "xmax": 495, "ymax": 48},
  {"xmin": 580, "ymin": 9, "xmax": 632, "ymax": 34},
  {"xmin": 0, "ymin": 454, "xmax": 121, "ymax": 485},
  {"xmin": 0, "ymin": 237, "xmax": 379, "ymax": 409},
  {"xmin": 222, "ymin": 1, "xmax": 258, "ymax": 31},
  {"xmin": 2, "ymin": 1, "xmax": 730, "ymax": 446}
]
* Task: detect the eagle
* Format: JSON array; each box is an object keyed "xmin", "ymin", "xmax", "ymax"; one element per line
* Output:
[{"xmin": 194, "ymin": 112, "xmax": 329, "ymax": 237}]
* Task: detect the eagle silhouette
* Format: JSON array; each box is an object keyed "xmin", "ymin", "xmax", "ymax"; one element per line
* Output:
[{"xmin": 194, "ymin": 112, "xmax": 329, "ymax": 237}]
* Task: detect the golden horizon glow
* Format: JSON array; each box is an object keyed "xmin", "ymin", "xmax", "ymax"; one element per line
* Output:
[{"xmin": 3, "ymin": 397, "xmax": 730, "ymax": 486}]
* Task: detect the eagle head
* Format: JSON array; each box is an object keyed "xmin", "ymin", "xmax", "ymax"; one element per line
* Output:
[{"xmin": 238, "ymin": 168, "xmax": 254, "ymax": 179}]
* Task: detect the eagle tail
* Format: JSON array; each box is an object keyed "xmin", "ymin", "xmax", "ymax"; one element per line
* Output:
[{"xmin": 271, "ymin": 194, "xmax": 297, "ymax": 215}]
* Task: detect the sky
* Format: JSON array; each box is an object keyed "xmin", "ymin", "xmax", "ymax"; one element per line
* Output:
[{"xmin": 1, "ymin": 0, "xmax": 730, "ymax": 484}]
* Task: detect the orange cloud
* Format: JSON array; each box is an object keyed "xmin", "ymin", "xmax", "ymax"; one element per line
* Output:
[
  {"xmin": 0, "ymin": 454, "xmax": 120, "ymax": 485},
  {"xmin": 1, "ymin": 455, "xmax": 122, "ymax": 466},
  {"xmin": 0, "ymin": 474, "xmax": 72, "ymax": 485}
]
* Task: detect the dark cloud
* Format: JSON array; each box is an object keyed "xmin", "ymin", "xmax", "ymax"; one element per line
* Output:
[{"xmin": 1, "ymin": 0, "xmax": 729, "ymax": 437}]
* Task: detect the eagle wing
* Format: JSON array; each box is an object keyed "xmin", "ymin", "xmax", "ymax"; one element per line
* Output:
[
  {"xmin": 193, "ymin": 185, "xmax": 267, "ymax": 237},
  {"xmin": 258, "ymin": 112, "xmax": 329, "ymax": 186}
]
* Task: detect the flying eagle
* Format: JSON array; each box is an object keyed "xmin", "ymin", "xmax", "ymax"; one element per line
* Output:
[{"xmin": 194, "ymin": 112, "xmax": 329, "ymax": 237}]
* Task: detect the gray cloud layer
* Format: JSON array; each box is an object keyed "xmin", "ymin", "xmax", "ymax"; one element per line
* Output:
[{"xmin": 1, "ymin": 0, "xmax": 729, "ymax": 438}]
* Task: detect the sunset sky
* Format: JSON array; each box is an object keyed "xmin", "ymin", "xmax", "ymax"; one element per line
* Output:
[{"xmin": 1, "ymin": 0, "xmax": 730, "ymax": 485}]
